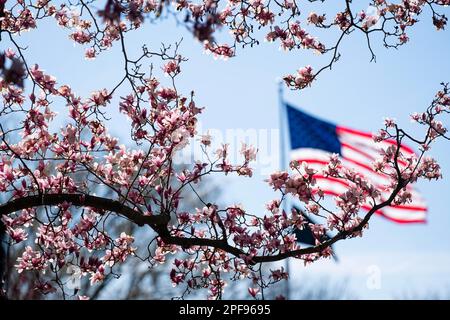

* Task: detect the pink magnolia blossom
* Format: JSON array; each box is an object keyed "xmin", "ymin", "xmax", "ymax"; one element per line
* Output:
[{"xmin": 248, "ymin": 287, "xmax": 260, "ymax": 298}]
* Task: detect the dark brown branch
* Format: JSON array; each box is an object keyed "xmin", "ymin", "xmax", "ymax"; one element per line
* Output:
[
  {"xmin": 0, "ymin": 194, "xmax": 169, "ymax": 227},
  {"xmin": 157, "ymin": 173, "xmax": 406, "ymax": 265}
]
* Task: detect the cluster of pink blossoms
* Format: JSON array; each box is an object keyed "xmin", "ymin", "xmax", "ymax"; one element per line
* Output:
[
  {"xmin": 283, "ymin": 66, "xmax": 314, "ymax": 90},
  {"xmin": 2, "ymin": 0, "xmax": 448, "ymax": 87}
]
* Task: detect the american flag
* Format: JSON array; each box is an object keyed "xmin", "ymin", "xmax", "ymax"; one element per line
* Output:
[{"xmin": 285, "ymin": 104, "xmax": 427, "ymax": 223}]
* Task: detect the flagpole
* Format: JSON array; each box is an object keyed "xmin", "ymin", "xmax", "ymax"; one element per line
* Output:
[{"xmin": 277, "ymin": 81, "xmax": 291, "ymax": 300}]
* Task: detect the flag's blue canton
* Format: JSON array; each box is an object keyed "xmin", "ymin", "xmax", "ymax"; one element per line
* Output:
[{"xmin": 286, "ymin": 104, "xmax": 341, "ymax": 155}]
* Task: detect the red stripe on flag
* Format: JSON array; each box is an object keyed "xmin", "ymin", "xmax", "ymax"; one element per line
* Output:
[
  {"xmin": 313, "ymin": 176, "xmax": 427, "ymax": 212},
  {"xmin": 342, "ymin": 156, "xmax": 376, "ymax": 173},
  {"xmin": 336, "ymin": 126, "xmax": 415, "ymax": 154},
  {"xmin": 318, "ymin": 190, "xmax": 426, "ymax": 224},
  {"xmin": 341, "ymin": 142, "xmax": 409, "ymax": 167},
  {"xmin": 296, "ymin": 158, "xmax": 386, "ymax": 181},
  {"xmin": 341, "ymin": 142, "xmax": 375, "ymax": 160}
]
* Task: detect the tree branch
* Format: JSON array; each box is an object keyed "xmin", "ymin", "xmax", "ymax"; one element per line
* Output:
[{"xmin": 0, "ymin": 194, "xmax": 169, "ymax": 227}]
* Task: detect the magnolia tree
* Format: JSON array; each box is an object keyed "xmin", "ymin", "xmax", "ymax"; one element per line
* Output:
[
  {"xmin": 0, "ymin": 0, "xmax": 449, "ymax": 300},
  {"xmin": 4, "ymin": 173, "xmax": 219, "ymax": 300}
]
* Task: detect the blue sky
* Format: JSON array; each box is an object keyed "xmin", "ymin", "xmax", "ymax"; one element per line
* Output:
[{"xmin": 4, "ymin": 5, "xmax": 450, "ymax": 299}]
